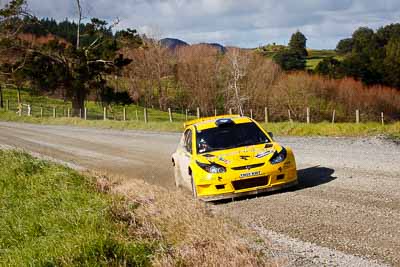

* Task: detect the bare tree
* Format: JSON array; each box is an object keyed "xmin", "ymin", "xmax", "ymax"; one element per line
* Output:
[
  {"xmin": 240, "ymin": 54, "xmax": 281, "ymax": 118},
  {"xmin": 76, "ymin": 0, "xmax": 82, "ymax": 49},
  {"xmin": 123, "ymin": 33, "xmax": 174, "ymax": 110},
  {"xmin": 176, "ymin": 44, "xmax": 222, "ymax": 114},
  {"xmin": 225, "ymin": 48, "xmax": 250, "ymax": 116}
]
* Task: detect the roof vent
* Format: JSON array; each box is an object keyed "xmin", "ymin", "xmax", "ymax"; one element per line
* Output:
[{"xmin": 215, "ymin": 118, "xmax": 235, "ymax": 127}]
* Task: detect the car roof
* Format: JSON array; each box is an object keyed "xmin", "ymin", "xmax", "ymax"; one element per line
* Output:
[{"xmin": 184, "ymin": 115, "xmax": 253, "ymax": 131}]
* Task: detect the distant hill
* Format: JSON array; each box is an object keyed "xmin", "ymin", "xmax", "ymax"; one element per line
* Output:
[
  {"xmin": 160, "ymin": 38, "xmax": 189, "ymax": 50},
  {"xmin": 160, "ymin": 38, "xmax": 227, "ymax": 53},
  {"xmin": 200, "ymin": 43, "xmax": 226, "ymax": 53}
]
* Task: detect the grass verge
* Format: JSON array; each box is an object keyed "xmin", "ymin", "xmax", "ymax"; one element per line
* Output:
[
  {"xmin": 1, "ymin": 109, "xmax": 399, "ymax": 140},
  {"xmin": 0, "ymin": 150, "xmax": 272, "ymax": 266},
  {"xmin": 0, "ymin": 150, "xmax": 158, "ymax": 266}
]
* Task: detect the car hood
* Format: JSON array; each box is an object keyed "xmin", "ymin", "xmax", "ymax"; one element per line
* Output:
[{"xmin": 196, "ymin": 142, "xmax": 282, "ymax": 167}]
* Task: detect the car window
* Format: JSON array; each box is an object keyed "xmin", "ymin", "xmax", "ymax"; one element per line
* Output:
[
  {"xmin": 183, "ymin": 129, "xmax": 192, "ymax": 154},
  {"xmin": 196, "ymin": 122, "xmax": 270, "ymax": 154}
]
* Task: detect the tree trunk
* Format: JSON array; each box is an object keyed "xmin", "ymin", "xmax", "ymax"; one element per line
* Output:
[
  {"xmin": 76, "ymin": 0, "xmax": 82, "ymax": 49},
  {"xmin": 71, "ymin": 87, "xmax": 85, "ymax": 117},
  {"xmin": 158, "ymin": 87, "xmax": 163, "ymax": 110}
]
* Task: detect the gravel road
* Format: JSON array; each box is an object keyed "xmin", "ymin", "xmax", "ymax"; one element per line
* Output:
[{"xmin": 0, "ymin": 121, "xmax": 399, "ymax": 266}]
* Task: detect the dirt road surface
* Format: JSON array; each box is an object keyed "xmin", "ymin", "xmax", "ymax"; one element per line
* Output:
[{"xmin": 0, "ymin": 122, "xmax": 399, "ymax": 266}]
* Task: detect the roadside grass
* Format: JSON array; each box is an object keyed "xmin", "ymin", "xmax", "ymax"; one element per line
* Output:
[
  {"xmin": 261, "ymin": 121, "xmax": 400, "ymax": 140},
  {"xmin": 0, "ymin": 150, "xmax": 157, "ymax": 266},
  {"xmin": 1, "ymin": 109, "xmax": 399, "ymax": 140},
  {"xmin": 0, "ymin": 150, "xmax": 272, "ymax": 266},
  {"xmin": 111, "ymin": 175, "xmax": 271, "ymax": 266}
]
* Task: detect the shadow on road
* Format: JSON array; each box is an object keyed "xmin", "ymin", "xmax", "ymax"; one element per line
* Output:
[
  {"xmin": 214, "ymin": 166, "xmax": 336, "ymax": 204},
  {"xmin": 294, "ymin": 166, "xmax": 336, "ymax": 191}
]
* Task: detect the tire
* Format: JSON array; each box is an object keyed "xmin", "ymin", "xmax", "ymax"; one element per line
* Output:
[{"xmin": 191, "ymin": 175, "xmax": 197, "ymax": 198}]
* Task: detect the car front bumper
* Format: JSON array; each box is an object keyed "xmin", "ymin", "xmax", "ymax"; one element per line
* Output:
[
  {"xmin": 195, "ymin": 166, "xmax": 298, "ymax": 201},
  {"xmin": 198, "ymin": 179, "xmax": 298, "ymax": 201}
]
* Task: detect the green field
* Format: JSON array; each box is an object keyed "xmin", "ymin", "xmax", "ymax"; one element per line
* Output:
[
  {"xmin": 258, "ymin": 46, "xmax": 342, "ymax": 70},
  {"xmin": 0, "ymin": 150, "xmax": 157, "ymax": 266},
  {"xmin": 306, "ymin": 49, "xmax": 343, "ymax": 70}
]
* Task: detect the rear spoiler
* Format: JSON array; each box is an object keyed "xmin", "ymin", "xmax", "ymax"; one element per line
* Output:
[{"xmin": 184, "ymin": 114, "xmax": 241, "ymax": 128}]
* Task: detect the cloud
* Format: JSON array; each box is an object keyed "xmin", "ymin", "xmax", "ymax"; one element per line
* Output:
[{"xmin": 10, "ymin": 0, "xmax": 400, "ymax": 48}]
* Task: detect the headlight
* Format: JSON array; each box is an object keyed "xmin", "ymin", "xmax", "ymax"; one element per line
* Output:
[
  {"xmin": 269, "ymin": 147, "xmax": 287, "ymax": 164},
  {"xmin": 196, "ymin": 161, "xmax": 226, "ymax": 173}
]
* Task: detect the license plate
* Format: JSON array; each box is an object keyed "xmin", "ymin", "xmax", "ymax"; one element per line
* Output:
[{"xmin": 240, "ymin": 171, "xmax": 261, "ymax": 178}]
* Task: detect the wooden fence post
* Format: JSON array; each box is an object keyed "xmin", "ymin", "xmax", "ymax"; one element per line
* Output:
[
  {"xmin": 18, "ymin": 102, "xmax": 22, "ymax": 116},
  {"xmin": 356, "ymin": 109, "xmax": 360, "ymax": 124},
  {"xmin": 196, "ymin": 107, "xmax": 200, "ymax": 118},
  {"xmin": 103, "ymin": 107, "xmax": 107, "ymax": 120},
  {"xmin": 67, "ymin": 108, "xmax": 70, "ymax": 118},
  {"xmin": 168, "ymin": 108, "xmax": 173, "ymax": 122},
  {"xmin": 40, "ymin": 106, "xmax": 43, "ymax": 118},
  {"xmin": 332, "ymin": 109, "xmax": 336, "ymax": 124},
  {"xmin": 229, "ymin": 108, "xmax": 232, "ymax": 115},
  {"xmin": 381, "ymin": 112, "xmax": 384, "ymax": 126},
  {"xmin": 144, "ymin": 108, "xmax": 148, "ymax": 123},
  {"xmin": 123, "ymin": 107, "xmax": 126, "ymax": 121},
  {"xmin": 53, "ymin": 107, "xmax": 56, "ymax": 118},
  {"xmin": 250, "ymin": 109, "xmax": 253, "ymax": 119},
  {"xmin": 264, "ymin": 107, "xmax": 269, "ymax": 123},
  {"xmin": 84, "ymin": 107, "xmax": 87, "ymax": 120},
  {"xmin": 288, "ymin": 109, "xmax": 293, "ymax": 123},
  {"xmin": 185, "ymin": 109, "xmax": 188, "ymax": 121},
  {"xmin": 27, "ymin": 104, "xmax": 31, "ymax": 116},
  {"xmin": 306, "ymin": 107, "xmax": 310, "ymax": 124},
  {"xmin": 0, "ymin": 85, "xmax": 3, "ymax": 109}
]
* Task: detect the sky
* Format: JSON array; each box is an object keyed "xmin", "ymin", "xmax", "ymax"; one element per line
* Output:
[{"xmin": 2, "ymin": 0, "xmax": 400, "ymax": 49}]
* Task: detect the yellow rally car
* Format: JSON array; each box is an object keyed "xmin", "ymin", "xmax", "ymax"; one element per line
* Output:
[{"xmin": 172, "ymin": 115, "xmax": 298, "ymax": 201}]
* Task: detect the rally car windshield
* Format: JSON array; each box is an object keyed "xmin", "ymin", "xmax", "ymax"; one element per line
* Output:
[{"xmin": 196, "ymin": 122, "xmax": 270, "ymax": 154}]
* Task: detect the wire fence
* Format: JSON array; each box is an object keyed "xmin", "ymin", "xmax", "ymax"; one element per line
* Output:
[{"xmin": 0, "ymin": 98, "xmax": 398, "ymax": 125}]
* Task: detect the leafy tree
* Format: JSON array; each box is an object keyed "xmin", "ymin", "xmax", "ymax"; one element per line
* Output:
[
  {"xmin": 315, "ymin": 57, "xmax": 343, "ymax": 78},
  {"xmin": 288, "ymin": 31, "xmax": 308, "ymax": 57},
  {"xmin": 351, "ymin": 27, "xmax": 376, "ymax": 54},
  {"xmin": 0, "ymin": 0, "xmax": 142, "ymax": 115},
  {"xmin": 376, "ymin": 23, "xmax": 400, "ymax": 46},
  {"xmin": 273, "ymin": 50, "xmax": 305, "ymax": 71},
  {"xmin": 335, "ymin": 38, "xmax": 353, "ymax": 55},
  {"xmin": 383, "ymin": 37, "xmax": 400, "ymax": 88},
  {"xmin": 334, "ymin": 25, "xmax": 400, "ymax": 88},
  {"xmin": 272, "ymin": 31, "xmax": 308, "ymax": 71}
]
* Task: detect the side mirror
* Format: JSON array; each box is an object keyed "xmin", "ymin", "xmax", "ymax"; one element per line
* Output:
[{"xmin": 268, "ymin": 132, "xmax": 274, "ymax": 139}]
